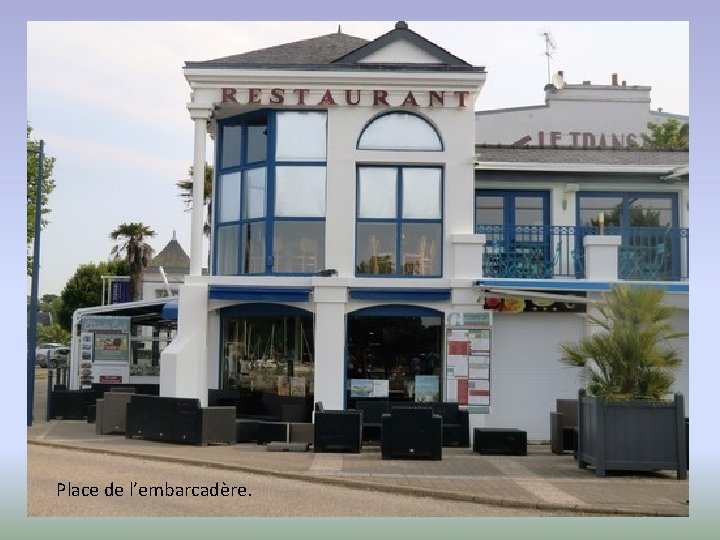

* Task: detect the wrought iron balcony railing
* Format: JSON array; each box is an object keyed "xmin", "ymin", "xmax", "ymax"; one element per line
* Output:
[{"xmin": 476, "ymin": 225, "xmax": 689, "ymax": 281}]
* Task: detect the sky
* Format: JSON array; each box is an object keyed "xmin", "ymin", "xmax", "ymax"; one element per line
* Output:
[{"xmin": 26, "ymin": 20, "xmax": 689, "ymax": 296}]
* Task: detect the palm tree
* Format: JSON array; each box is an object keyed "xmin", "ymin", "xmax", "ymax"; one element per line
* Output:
[
  {"xmin": 177, "ymin": 163, "xmax": 213, "ymax": 235},
  {"xmin": 109, "ymin": 222, "xmax": 156, "ymax": 301},
  {"xmin": 560, "ymin": 284, "xmax": 686, "ymax": 400}
]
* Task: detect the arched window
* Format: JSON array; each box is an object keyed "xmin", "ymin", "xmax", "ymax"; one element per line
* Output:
[{"xmin": 357, "ymin": 112, "xmax": 443, "ymax": 151}]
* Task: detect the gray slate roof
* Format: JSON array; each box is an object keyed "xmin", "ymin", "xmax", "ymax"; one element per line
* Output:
[
  {"xmin": 186, "ymin": 22, "xmax": 483, "ymax": 72},
  {"xmin": 190, "ymin": 32, "xmax": 369, "ymax": 67},
  {"xmin": 147, "ymin": 236, "xmax": 190, "ymax": 274},
  {"xmin": 475, "ymin": 146, "xmax": 689, "ymax": 167}
]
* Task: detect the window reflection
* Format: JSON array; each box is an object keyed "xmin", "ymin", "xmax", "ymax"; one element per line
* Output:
[
  {"xmin": 221, "ymin": 125, "xmax": 242, "ymax": 168},
  {"xmin": 216, "ymin": 225, "xmax": 240, "ymax": 275},
  {"xmin": 402, "ymin": 168, "xmax": 441, "ymax": 219},
  {"xmin": 219, "ymin": 173, "xmax": 242, "ymax": 223},
  {"xmin": 273, "ymin": 221, "xmax": 325, "ymax": 274},
  {"xmin": 222, "ymin": 315, "xmax": 314, "ymax": 401},
  {"xmin": 358, "ymin": 168, "xmax": 397, "ymax": 218},
  {"xmin": 358, "ymin": 112, "xmax": 442, "ymax": 151},
  {"xmin": 356, "ymin": 223, "xmax": 397, "ymax": 275},
  {"xmin": 276, "ymin": 111, "xmax": 327, "ymax": 161},
  {"xmin": 275, "ymin": 166, "xmax": 326, "ymax": 217}
]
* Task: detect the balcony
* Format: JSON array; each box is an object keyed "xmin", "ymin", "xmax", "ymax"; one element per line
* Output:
[{"xmin": 476, "ymin": 225, "xmax": 689, "ymax": 282}]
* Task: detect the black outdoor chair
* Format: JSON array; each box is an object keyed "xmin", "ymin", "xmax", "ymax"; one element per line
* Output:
[
  {"xmin": 381, "ymin": 406, "xmax": 442, "ymax": 460},
  {"xmin": 313, "ymin": 407, "xmax": 362, "ymax": 453},
  {"xmin": 550, "ymin": 398, "xmax": 578, "ymax": 454}
]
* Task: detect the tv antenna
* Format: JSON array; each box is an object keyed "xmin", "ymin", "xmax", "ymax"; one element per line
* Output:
[{"xmin": 541, "ymin": 31, "xmax": 557, "ymax": 85}]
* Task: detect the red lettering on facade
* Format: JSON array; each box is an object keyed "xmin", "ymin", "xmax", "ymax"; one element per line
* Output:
[
  {"xmin": 612, "ymin": 134, "xmax": 624, "ymax": 148},
  {"xmin": 293, "ymin": 89, "xmax": 309, "ymax": 105},
  {"xmin": 429, "ymin": 91, "xmax": 444, "ymax": 107},
  {"xmin": 401, "ymin": 91, "xmax": 418, "ymax": 107},
  {"xmin": 454, "ymin": 91, "xmax": 470, "ymax": 107},
  {"xmin": 626, "ymin": 133, "xmax": 637, "ymax": 146},
  {"xmin": 373, "ymin": 90, "xmax": 390, "ymax": 106},
  {"xmin": 550, "ymin": 131, "xmax": 561, "ymax": 146},
  {"xmin": 569, "ymin": 132, "xmax": 581, "ymax": 146},
  {"xmin": 538, "ymin": 131, "xmax": 545, "ymax": 147},
  {"xmin": 248, "ymin": 88, "xmax": 261, "ymax": 104},
  {"xmin": 345, "ymin": 90, "xmax": 361, "ymax": 106},
  {"xmin": 221, "ymin": 88, "xmax": 237, "ymax": 103},
  {"xmin": 598, "ymin": 133, "xmax": 607, "ymax": 148},
  {"xmin": 317, "ymin": 90, "xmax": 338, "ymax": 106},
  {"xmin": 270, "ymin": 88, "xmax": 285, "ymax": 104},
  {"xmin": 582, "ymin": 132, "xmax": 595, "ymax": 147}
]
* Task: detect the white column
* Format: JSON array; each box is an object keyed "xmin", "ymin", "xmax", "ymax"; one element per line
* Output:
[
  {"xmin": 312, "ymin": 279, "xmax": 348, "ymax": 410},
  {"xmin": 452, "ymin": 233, "xmax": 485, "ymax": 279},
  {"xmin": 159, "ymin": 281, "xmax": 209, "ymax": 404},
  {"xmin": 583, "ymin": 235, "xmax": 621, "ymax": 281},
  {"xmin": 189, "ymin": 110, "xmax": 209, "ymax": 276}
]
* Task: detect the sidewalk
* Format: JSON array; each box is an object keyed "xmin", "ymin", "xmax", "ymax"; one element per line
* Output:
[{"xmin": 27, "ymin": 418, "xmax": 689, "ymax": 517}]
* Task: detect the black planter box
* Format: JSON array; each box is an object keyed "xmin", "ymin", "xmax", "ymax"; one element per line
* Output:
[{"xmin": 577, "ymin": 390, "xmax": 687, "ymax": 479}]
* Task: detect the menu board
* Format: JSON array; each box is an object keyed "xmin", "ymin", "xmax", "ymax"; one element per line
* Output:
[{"xmin": 444, "ymin": 311, "xmax": 492, "ymax": 411}]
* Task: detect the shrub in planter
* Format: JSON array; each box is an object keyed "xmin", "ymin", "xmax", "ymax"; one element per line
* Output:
[{"xmin": 560, "ymin": 285, "xmax": 687, "ymax": 478}]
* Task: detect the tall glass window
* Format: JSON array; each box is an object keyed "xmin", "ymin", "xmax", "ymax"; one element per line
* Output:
[
  {"xmin": 356, "ymin": 167, "xmax": 442, "ymax": 277},
  {"xmin": 214, "ymin": 111, "xmax": 327, "ymax": 275}
]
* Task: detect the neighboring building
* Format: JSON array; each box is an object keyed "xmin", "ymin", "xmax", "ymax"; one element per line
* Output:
[
  {"xmin": 157, "ymin": 22, "xmax": 688, "ymax": 441},
  {"xmin": 141, "ymin": 231, "xmax": 190, "ymax": 300},
  {"xmin": 475, "ymin": 71, "xmax": 688, "ymax": 148}
]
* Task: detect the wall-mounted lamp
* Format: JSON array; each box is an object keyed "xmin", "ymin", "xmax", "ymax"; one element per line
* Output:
[
  {"xmin": 318, "ymin": 268, "xmax": 338, "ymax": 277},
  {"xmin": 562, "ymin": 183, "xmax": 579, "ymax": 210}
]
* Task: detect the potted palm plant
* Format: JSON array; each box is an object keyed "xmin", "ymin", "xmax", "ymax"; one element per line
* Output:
[{"xmin": 560, "ymin": 284, "xmax": 687, "ymax": 478}]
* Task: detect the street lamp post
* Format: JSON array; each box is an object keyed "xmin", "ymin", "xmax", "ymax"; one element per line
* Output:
[{"xmin": 27, "ymin": 140, "xmax": 44, "ymax": 427}]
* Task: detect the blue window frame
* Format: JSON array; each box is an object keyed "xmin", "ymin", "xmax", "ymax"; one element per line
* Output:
[
  {"xmin": 356, "ymin": 166, "xmax": 443, "ymax": 277},
  {"xmin": 214, "ymin": 110, "xmax": 327, "ymax": 275},
  {"xmin": 475, "ymin": 190, "xmax": 551, "ymax": 262},
  {"xmin": 357, "ymin": 111, "xmax": 443, "ymax": 151},
  {"xmin": 577, "ymin": 191, "xmax": 680, "ymax": 280}
]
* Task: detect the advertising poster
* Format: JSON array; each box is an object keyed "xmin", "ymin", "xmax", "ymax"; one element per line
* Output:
[
  {"xmin": 290, "ymin": 376, "xmax": 306, "ymax": 397},
  {"xmin": 468, "ymin": 379, "xmax": 490, "ymax": 405},
  {"xmin": 93, "ymin": 333, "xmax": 130, "ymax": 362},
  {"xmin": 350, "ymin": 379, "xmax": 389, "ymax": 398},
  {"xmin": 414, "ymin": 375, "xmax": 439, "ymax": 403},
  {"xmin": 92, "ymin": 363, "xmax": 130, "ymax": 385}
]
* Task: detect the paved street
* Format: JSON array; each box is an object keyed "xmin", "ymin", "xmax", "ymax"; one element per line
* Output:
[
  {"xmin": 29, "ymin": 445, "xmax": 565, "ymax": 517},
  {"xmin": 28, "ymin": 373, "xmax": 689, "ymax": 517}
]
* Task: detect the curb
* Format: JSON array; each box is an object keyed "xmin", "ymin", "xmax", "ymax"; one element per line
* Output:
[{"xmin": 28, "ymin": 439, "xmax": 687, "ymax": 517}]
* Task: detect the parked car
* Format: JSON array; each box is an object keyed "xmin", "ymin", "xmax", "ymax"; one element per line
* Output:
[
  {"xmin": 35, "ymin": 342, "xmax": 64, "ymax": 368},
  {"xmin": 48, "ymin": 347, "xmax": 70, "ymax": 368}
]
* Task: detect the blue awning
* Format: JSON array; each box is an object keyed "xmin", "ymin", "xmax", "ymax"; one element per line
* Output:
[
  {"xmin": 162, "ymin": 299, "xmax": 178, "ymax": 320},
  {"xmin": 348, "ymin": 287, "xmax": 451, "ymax": 301},
  {"xmin": 208, "ymin": 285, "xmax": 312, "ymax": 302}
]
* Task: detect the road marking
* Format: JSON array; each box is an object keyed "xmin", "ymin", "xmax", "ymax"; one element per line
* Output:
[
  {"xmin": 310, "ymin": 454, "xmax": 343, "ymax": 472},
  {"xmin": 491, "ymin": 458, "xmax": 584, "ymax": 506}
]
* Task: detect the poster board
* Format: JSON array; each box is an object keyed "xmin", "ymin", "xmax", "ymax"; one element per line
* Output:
[
  {"xmin": 79, "ymin": 315, "xmax": 132, "ymax": 387},
  {"xmin": 350, "ymin": 379, "xmax": 389, "ymax": 398},
  {"xmin": 445, "ymin": 311, "xmax": 492, "ymax": 412}
]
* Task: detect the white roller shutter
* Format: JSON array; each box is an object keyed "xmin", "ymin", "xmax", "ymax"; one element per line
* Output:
[{"xmin": 485, "ymin": 312, "xmax": 584, "ymax": 441}]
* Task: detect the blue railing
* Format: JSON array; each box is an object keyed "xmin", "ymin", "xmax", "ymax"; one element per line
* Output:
[{"xmin": 476, "ymin": 225, "xmax": 689, "ymax": 281}]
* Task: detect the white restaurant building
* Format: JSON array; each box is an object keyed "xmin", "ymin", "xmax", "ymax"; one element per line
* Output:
[{"xmin": 159, "ymin": 22, "xmax": 688, "ymax": 440}]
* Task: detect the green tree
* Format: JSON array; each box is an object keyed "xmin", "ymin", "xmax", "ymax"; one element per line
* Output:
[
  {"xmin": 177, "ymin": 163, "xmax": 213, "ymax": 235},
  {"xmin": 37, "ymin": 323, "xmax": 71, "ymax": 345},
  {"xmin": 54, "ymin": 259, "xmax": 129, "ymax": 332},
  {"xmin": 110, "ymin": 222, "xmax": 156, "ymax": 301},
  {"xmin": 641, "ymin": 119, "xmax": 689, "ymax": 149},
  {"xmin": 27, "ymin": 123, "xmax": 57, "ymax": 274},
  {"xmin": 560, "ymin": 285, "xmax": 686, "ymax": 400}
]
